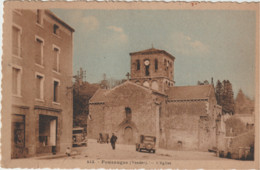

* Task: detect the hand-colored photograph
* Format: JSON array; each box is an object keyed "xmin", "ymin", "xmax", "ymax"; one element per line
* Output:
[{"xmin": 1, "ymin": 2, "xmax": 259, "ymax": 169}]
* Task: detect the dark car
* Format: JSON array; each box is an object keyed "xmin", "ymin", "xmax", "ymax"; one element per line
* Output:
[
  {"xmin": 72, "ymin": 127, "xmax": 87, "ymax": 147},
  {"xmin": 136, "ymin": 135, "xmax": 156, "ymax": 153}
]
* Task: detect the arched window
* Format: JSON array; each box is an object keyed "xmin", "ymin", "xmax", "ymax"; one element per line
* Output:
[
  {"xmin": 136, "ymin": 60, "xmax": 140, "ymax": 70},
  {"xmin": 125, "ymin": 107, "xmax": 132, "ymax": 121},
  {"xmin": 155, "ymin": 59, "xmax": 158, "ymax": 71}
]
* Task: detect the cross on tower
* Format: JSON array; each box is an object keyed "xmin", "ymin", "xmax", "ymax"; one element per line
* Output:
[{"xmin": 126, "ymin": 72, "xmax": 130, "ymax": 80}]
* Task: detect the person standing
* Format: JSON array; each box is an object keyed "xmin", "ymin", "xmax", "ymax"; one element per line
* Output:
[{"xmin": 110, "ymin": 133, "xmax": 117, "ymax": 150}]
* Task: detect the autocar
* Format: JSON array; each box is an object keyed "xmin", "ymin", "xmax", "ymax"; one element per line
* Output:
[
  {"xmin": 136, "ymin": 135, "xmax": 156, "ymax": 153},
  {"xmin": 72, "ymin": 127, "xmax": 87, "ymax": 147}
]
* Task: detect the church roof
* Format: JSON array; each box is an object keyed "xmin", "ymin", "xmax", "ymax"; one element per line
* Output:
[
  {"xmin": 167, "ymin": 84, "xmax": 213, "ymax": 100},
  {"xmin": 89, "ymin": 88, "xmax": 109, "ymax": 104},
  {"xmin": 129, "ymin": 48, "xmax": 175, "ymax": 60},
  {"xmin": 89, "ymin": 81, "xmax": 165, "ymax": 104}
]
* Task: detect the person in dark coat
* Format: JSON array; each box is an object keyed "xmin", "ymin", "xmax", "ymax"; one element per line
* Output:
[{"xmin": 110, "ymin": 133, "xmax": 117, "ymax": 150}]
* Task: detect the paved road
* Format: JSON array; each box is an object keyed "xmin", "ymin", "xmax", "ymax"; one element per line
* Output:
[{"xmin": 60, "ymin": 139, "xmax": 231, "ymax": 160}]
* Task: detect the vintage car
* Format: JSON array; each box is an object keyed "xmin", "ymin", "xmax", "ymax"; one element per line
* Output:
[
  {"xmin": 72, "ymin": 127, "xmax": 87, "ymax": 147},
  {"xmin": 136, "ymin": 135, "xmax": 156, "ymax": 153}
]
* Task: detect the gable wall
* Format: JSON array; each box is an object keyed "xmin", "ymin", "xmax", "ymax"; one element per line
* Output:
[
  {"xmin": 88, "ymin": 83, "xmax": 159, "ymax": 144},
  {"xmin": 161, "ymin": 101, "xmax": 208, "ymax": 150}
]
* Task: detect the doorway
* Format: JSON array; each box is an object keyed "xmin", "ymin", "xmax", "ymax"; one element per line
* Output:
[
  {"xmin": 38, "ymin": 115, "xmax": 57, "ymax": 153},
  {"xmin": 124, "ymin": 126, "xmax": 133, "ymax": 145}
]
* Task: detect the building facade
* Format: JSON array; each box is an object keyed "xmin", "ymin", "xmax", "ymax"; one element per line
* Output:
[
  {"xmin": 88, "ymin": 48, "xmax": 223, "ymax": 151},
  {"xmin": 2, "ymin": 8, "xmax": 74, "ymax": 158}
]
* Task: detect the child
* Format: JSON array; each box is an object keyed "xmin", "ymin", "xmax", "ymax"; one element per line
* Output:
[{"xmin": 66, "ymin": 147, "xmax": 71, "ymax": 156}]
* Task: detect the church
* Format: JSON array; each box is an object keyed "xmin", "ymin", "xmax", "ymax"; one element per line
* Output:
[{"xmin": 88, "ymin": 48, "xmax": 225, "ymax": 151}]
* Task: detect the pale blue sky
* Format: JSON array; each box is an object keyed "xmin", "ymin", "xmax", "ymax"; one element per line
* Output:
[{"xmin": 52, "ymin": 9, "xmax": 256, "ymax": 99}]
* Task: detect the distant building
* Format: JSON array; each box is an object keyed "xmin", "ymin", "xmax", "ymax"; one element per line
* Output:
[
  {"xmin": 2, "ymin": 9, "xmax": 74, "ymax": 158},
  {"xmin": 88, "ymin": 48, "xmax": 223, "ymax": 151}
]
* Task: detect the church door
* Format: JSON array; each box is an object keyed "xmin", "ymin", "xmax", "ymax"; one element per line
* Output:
[{"xmin": 124, "ymin": 126, "xmax": 133, "ymax": 145}]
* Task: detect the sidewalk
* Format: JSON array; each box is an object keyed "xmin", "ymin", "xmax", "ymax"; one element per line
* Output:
[{"xmin": 35, "ymin": 151, "xmax": 79, "ymax": 160}]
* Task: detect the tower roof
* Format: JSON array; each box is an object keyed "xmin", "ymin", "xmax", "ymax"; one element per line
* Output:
[{"xmin": 129, "ymin": 48, "xmax": 175, "ymax": 60}]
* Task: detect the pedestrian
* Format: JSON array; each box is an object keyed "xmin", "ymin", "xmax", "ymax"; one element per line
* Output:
[
  {"xmin": 110, "ymin": 133, "xmax": 117, "ymax": 150},
  {"xmin": 65, "ymin": 147, "xmax": 71, "ymax": 156}
]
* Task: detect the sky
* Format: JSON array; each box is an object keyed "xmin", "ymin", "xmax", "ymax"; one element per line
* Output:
[{"xmin": 52, "ymin": 9, "xmax": 256, "ymax": 99}]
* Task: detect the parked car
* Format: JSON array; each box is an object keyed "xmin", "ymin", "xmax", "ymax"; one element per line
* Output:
[
  {"xmin": 136, "ymin": 135, "xmax": 156, "ymax": 153},
  {"xmin": 72, "ymin": 127, "xmax": 87, "ymax": 147}
]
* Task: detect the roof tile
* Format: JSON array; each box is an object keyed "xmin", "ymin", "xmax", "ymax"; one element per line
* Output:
[{"xmin": 167, "ymin": 85, "xmax": 213, "ymax": 100}]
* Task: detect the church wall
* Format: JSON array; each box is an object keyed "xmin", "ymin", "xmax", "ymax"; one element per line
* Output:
[
  {"xmin": 103, "ymin": 85, "xmax": 157, "ymax": 144},
  {"xmin": 161, "ymin": 101, "xmax": 212, "ymax": 150},
  {"xmin": 207, "ymin": 87, "xmax": 221, "ymax": 150},
  {"xmin": 88, "ymin": 83, "xmax": 159, "ymax": 145},
  {"xmin": 87, "ymin": 104, "xmax": 105, "ymax": 140}
]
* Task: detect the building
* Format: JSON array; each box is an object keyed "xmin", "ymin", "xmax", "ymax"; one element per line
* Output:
[
  {"xmin": 88, "ymin": 48, "xmax": 223, "ymax": 151},
  {"xmin": 2, "ymin": 8, "xmax": 74, "ymax": 158}
]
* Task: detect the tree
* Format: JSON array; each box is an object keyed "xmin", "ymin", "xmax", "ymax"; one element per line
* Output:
[
  {"xmin": 215, "ymin": 80, "xmax": 223, "ymax": 105},
  {"xmin": 235, "ymin": 89, "xmax": 254, "ymax": 115},
  {"xmin": 215, "ymin": 80, "xmax": 235, "ymax": 114},
  {"xmin": 222, "ymin": 80, "xmax": 235, "ymax": 114},
  {"xmin": 100, "ymin": 73, "xmax": 126, "ymax": 89}
]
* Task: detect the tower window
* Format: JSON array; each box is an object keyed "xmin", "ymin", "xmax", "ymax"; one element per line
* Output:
[
  {"xmin": 155, "ymin": 59, "xmax": 158, "ymax": 71},
  {"xmin": 136, "ymin": 60, "xmax": 140, "ymax": 70},
  {"xmin": 145, "ymin": 65, "xmax": 150, "ymax": 76}
]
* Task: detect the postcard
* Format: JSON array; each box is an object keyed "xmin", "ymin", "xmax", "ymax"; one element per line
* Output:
[{"xmin": 1, "ymin": 1, "xmax": 259, "ymax": 169}]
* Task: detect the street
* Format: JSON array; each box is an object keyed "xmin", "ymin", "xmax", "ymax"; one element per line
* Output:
[
  {"xmin": 7, "ymin": 139, "xmax": 255, "ymax": 169},
  {"xmin": 55, "ymin": 139, "xmax": 232, "ymax": 160}
]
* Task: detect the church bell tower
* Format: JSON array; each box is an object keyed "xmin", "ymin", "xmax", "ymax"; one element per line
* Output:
[{"xmin": 129, "ymin": 47, "xmax": 175, "ymax": 93}]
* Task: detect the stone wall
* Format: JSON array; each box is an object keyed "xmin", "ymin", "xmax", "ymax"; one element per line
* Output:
[
  {"xmin": 161, "ymin": 101, "xmax": 210, "ymax": 150},
  {"xmin": 88, "ymin": 104, "xmax": 105, "ymax": 140},
  {"xmin": 88, "ymin": 82, "xmax": 159, "ymax": 144}
]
